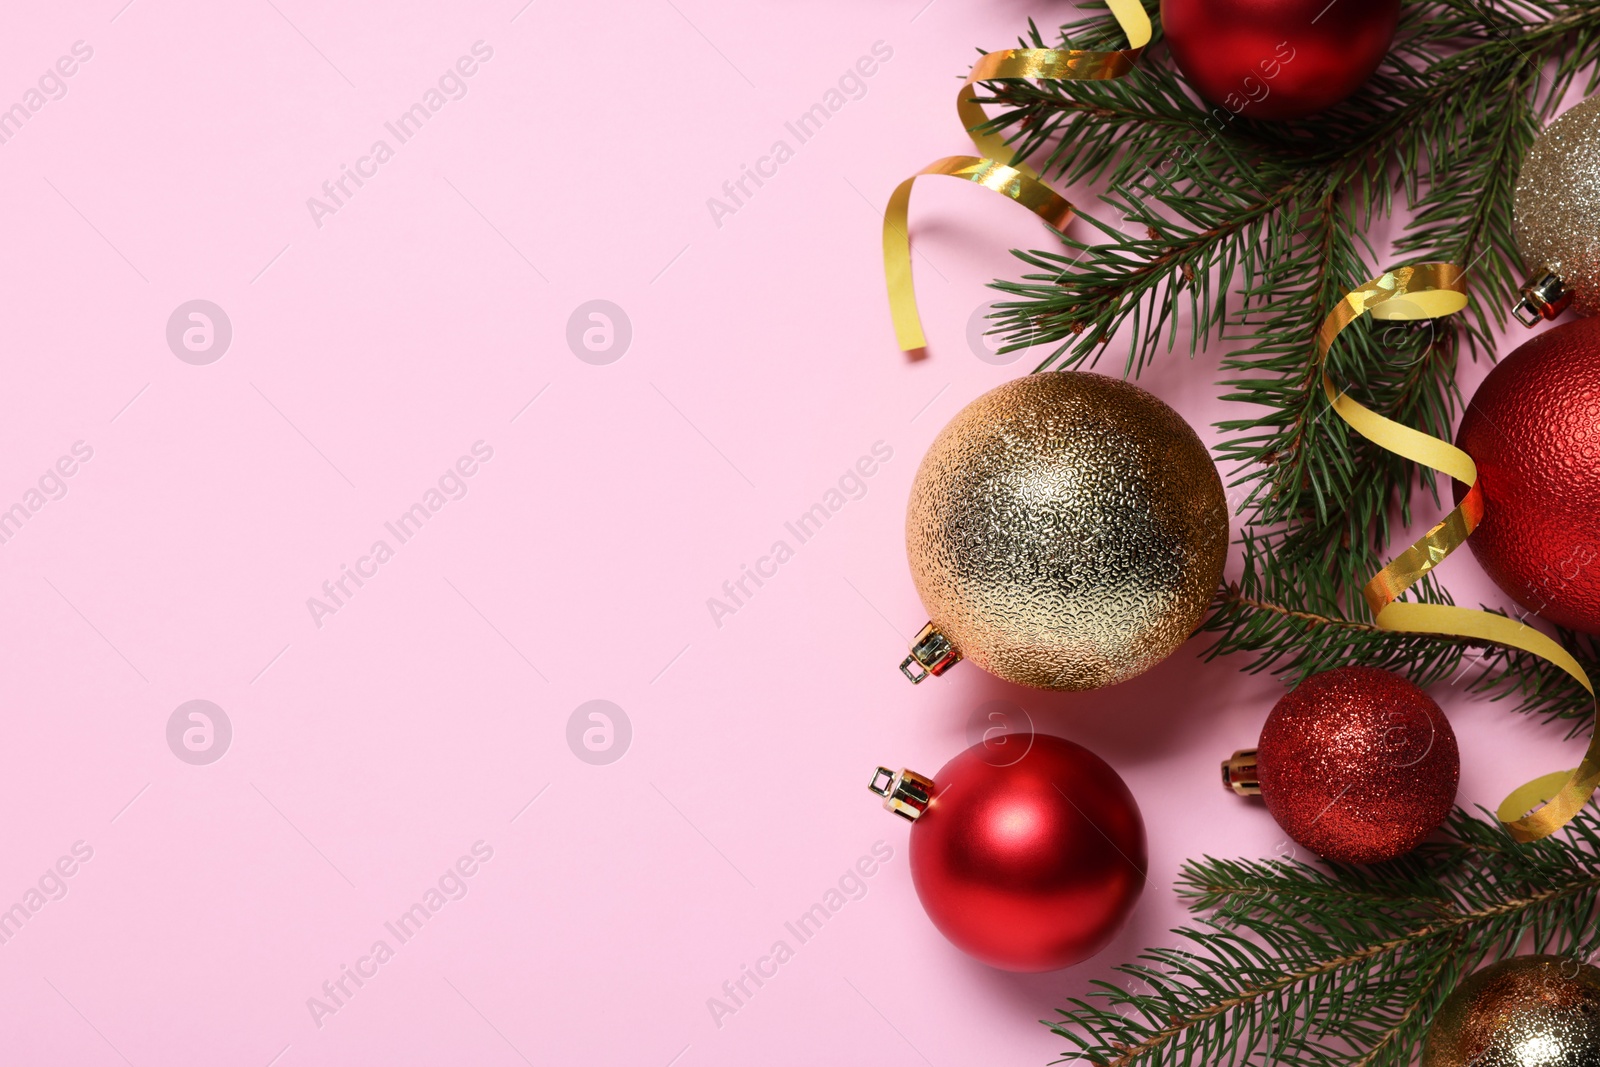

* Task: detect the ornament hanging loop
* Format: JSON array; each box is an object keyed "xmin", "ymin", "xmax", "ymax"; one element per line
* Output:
[
  {"xmin": 869, "ymin": 767, "xmax": 935, "ymax": 821},
  {"xmin": 900, "ymin": 621, "xmax": 960, "ymax": 683},
  {"xmin": 1514, "ymin": 271, "xmax": 1573, "ymax": 327}
]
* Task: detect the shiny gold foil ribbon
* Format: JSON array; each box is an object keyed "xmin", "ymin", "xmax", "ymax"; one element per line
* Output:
[
  {"xmin": 1321, "ymin": 264, "xmax": 1598, "ymax": 842},
  {"xmin": 884, "ymin": 158, "xmax": 1073, "ymax": 350},
  {"xmin": 882, "ymin": 0, "xmax": 1152, "ymax": 351}
]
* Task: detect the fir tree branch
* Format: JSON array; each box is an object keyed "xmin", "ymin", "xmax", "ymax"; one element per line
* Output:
[
  {"xmin": 958, "ymin": 0, "xmax": 1600, "ymax": 749},
  {"xmin": 971, "ymin": 0, "xmax": 1600, "ymax": 619},
  {"xmin": 1204, "ymin": 562, "xmax": 1600, "ymax": 728},
  {"xmin": 1050, "ymin": 810, "xmax": 1600, "ymax": 1067}
]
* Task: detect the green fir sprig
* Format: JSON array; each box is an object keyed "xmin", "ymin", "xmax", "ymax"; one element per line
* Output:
[
  {"xmin": 1205, "ymin": 538, "xmax": 1600, "ymax": 728},
  {"xmin": 950, "ymin": 1, "xmax": 1600, "ymax": 1059},
  {"xmin": 971, "ymin": 0, "xmax": 1600, "ymax": 701},
  {"xmin": 1049, "ymin": 808, "xmax": 1600, "ymax": 1067}
]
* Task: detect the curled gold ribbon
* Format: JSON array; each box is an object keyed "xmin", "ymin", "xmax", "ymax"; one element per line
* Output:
[
  {"xmin": 1321, "ymin": 264, "xmax": 1599, "ymax": 842},
  {"xmin": 884, "ymin": 157, "xmax": 1074, "ymax": 351},
  {"xmin": 882, "ymin": 0, "xmax": 1152, "ymax": 351},
  {"xmin": 957, "ymin": 24, "xmax": 1148, "ymax": 176}
]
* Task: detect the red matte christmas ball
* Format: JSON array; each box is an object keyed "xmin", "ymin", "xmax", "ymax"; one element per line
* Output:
[
  {"xmin": 1223, "ymin": 666, "xmax": 1459, "ymax": 864},
  {"xmin": 870, "ymin": 734, "xmax": 1145, "ymax": 972},
  {"xmin": 1454, "ymin": 317, "xmax": 1600, "ymax": 634},
  {"xmin": 1161, "ymin": 0, "xmax": 1400, "ymax": 121}
]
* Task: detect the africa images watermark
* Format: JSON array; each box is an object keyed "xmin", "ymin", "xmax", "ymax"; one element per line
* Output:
[
  {"xmin": 167, "ymin": 700, "xmax": 232, "ymax": 766},
  {"xmin": 306, "ymin": 840, "xmax": 495, "ymax": 1029},
  {"xmin": 1154, "ymin": 41, "xmax": 1297, "ymax": 177},
  {"xmin": 1201, "ymin": 41, "xmax": 1296, "ymax": 131},
  {"xmin": 306, "ymin": 441, "xmax": 495, "ymax": 628},
  {"xmin": 705, "ymin": 440, "xmax": 893, "ymax": 628},
  {"xmin": 0, "ymin": 40, "xmax": 94, "ymax": 147},
  {"xmin": 0, "ymin": 841, "xmax": 94, "ymax": 947},
  {"xmin": 306, "ymin": 41, "xmax": 495, "ymax": 229},
  {"xmin": 706, "ymin": 40, "xmax": 894, "ymax": 229},
  {"xmin": 706, "ymin": 840, "xmax": 894, "ymax": 1030},
  {"xmin": 1522, "ymin": 540, "xmax": 1598, "ymax": 621},
  {"xmin": 0, "ymin": 441, "xmax": 94, "ymax": 548}
]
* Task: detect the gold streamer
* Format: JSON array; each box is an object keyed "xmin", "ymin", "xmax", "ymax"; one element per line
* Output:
[
  {"xmin": 884, "ymin": 157, "xmax": 1073, "ymax": 351},
  {"xmin": 1320, "ymin": 264, "xmax": 1599, "ymax": 842},
  {"xmin": 882, "ymin": 0, "xmax": 1152, "ymax": 351}
]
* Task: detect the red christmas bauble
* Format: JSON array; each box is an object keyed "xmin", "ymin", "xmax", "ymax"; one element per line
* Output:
[
  {"xmin": 1161, "ymin": 0, "xmax": 1399, "ymax": 121},
  {"xmin": 1251, "ymin": 666, "xmax": 1458, "ymax": 864},
  {"xmin": 885, "ymin": 735, "xmax": 1145, "ymax": 972},
  {"xmin": 1454, "ymin": 317, "xmax": 1600, "ymax": 634}
]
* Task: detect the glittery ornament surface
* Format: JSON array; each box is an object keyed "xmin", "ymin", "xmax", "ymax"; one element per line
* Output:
[
  {"xmin": 1516, "ymin": 94, "xmax": 1600, "ymax": 316},
  {"xmin": 1257, "ymin": 666, "xmax": 1458, "ymax": 864},
  {"xmin": 1423, "ymin": 956, "xmax": 1600, "ymax": 1067},
  {"xmin": 905, "ymin": 372, "xmax": 1228, "ymax": 690},
  {"xmin": 1455, "ymin": 317, "xmax": 1600, "ymax": 634}
]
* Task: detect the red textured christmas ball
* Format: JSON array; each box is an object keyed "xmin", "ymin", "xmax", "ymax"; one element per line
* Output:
[
  {"xmin": 1454, "ymin": 317, "xmax": 1600, "ymax": 634},
  {"xmin": 1161, "ymin": 0, "xmax": 1400, "ymax": 121},
  {"xmin": 1227, "ymin": 666, "xmax": 1458, "ymax": 864},
  {"xmin": 870, "ymin": 734, "xmax": 1145, "ymax": 972}
]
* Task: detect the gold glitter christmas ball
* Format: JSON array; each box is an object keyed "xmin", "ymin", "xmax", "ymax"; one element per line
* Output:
[
  {"xmin": 1515, "ymin": 94, "xmax": 1600, "ymax": 318},
  {"xmin": 1423, "ymin": 956, "xmax": 1600, "ymax": 1067},
  {"xmin": 901, "ymin": 372, "xmax": 1228, "ymax": 690}
]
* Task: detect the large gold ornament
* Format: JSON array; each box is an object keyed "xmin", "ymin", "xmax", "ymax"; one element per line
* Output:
[
  {"xmin": 1514, "ymin": 94, "xmax": 1600, "ymax": 324},
  {"xmin": 901, "ymin": 371, "xmax": 1227, "ymax": 690},
  {"xmin": 1423, "ymin": 956, "xmax": 1600, "ymax": 1067}
]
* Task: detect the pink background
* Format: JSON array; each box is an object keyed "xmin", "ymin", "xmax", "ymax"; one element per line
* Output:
[{"xmin": 0, "ymin": 1, "xmax": 1588, "ymax": 1064}]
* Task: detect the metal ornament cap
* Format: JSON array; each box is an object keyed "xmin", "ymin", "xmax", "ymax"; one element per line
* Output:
[
  {"xmin": 904, "ymin": 371, "xmax": 1228, "ymax": 690},
  {"xmin": 1514, "ymin": 272, "xmax": 1574, "ymax": 327},
  {"xmin": 899, "ymin": 622, "xmax": 960, "ymax": 684},
  {"xmin": 1515, "ymin": 93, "xmax": 1600, "ymax": 319},
  {"xmin": 1222, "ymin": 749, "xmax": 1261, "ymax": 795},
  {"xmin": 1423, "ymin": 956, "xmax": 1600, "ymax": 1067},
  {"xmin": 869, "ymin": 767, "xmax": 935, "ymax": 821}
]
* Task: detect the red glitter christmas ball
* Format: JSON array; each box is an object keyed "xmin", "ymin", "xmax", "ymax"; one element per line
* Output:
[
  {"xmin": 1454, "ymin": 317, "xmax": 1600, "ymax": 634},
  {"xmin": 1253, "ymin": 666, "xmax": 1458, "ymax": 864},
  {"xmin": 1161, "ymin": 0, "xmax": 1399, "ymax": 122},
  {"xmin": 879, "ymin": 735, "xmax": 1146, "ymax": 972}
]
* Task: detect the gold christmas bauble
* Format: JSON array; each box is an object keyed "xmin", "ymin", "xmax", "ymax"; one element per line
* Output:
[
  {"xmin": 900, "ymin": 371, "xmax": 1227, "ymax": 690},
  {"xmin": 1515, "ymin": 94, "xmax": 1600, "ymax": 321},
  {"xmin": 1423, "ymin": 956, "xmax": 1600, "ymax": 1067}
]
